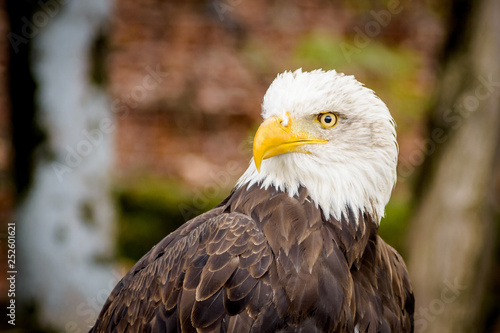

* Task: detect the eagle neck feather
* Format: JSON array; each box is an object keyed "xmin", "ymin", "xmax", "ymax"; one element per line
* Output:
[
  {"xmin": 224, "ymin": 184, "xmax": 377, "ymax": 269},
  {"xmin": 236, "ymin": 154, "xmax": 394, "ymax": 225}
]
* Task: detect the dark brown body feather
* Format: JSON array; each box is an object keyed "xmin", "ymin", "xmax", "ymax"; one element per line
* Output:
[{"xmin": 91, "ymin": 184, "xmax": 414, "ymax": 333}]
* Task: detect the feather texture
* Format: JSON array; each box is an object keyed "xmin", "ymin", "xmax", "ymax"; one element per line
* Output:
[{"xmin": 90, "ymin": 184, "xmax": 413, "ymax": 332}]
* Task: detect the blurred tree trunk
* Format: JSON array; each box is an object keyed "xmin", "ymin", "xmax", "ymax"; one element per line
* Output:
[
  {"xmin": 9, "ymin": 0, "xmax": 118, "ymax": 331},
  {"xmin": 407, "ymin": 0, "xmax": 500, "ymax": 332}
]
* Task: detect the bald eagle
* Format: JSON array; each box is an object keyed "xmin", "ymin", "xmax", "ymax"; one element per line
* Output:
[{"xmin": 91, "ymin": 69, "xmax": 414, "ymax": 332}]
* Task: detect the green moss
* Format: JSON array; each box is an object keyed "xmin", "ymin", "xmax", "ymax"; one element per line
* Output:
[
  {"xmin": 378, "ymin": 196, "xmax": 413, "ymax": 257},
  {"xmin": 291, "ymin": 31, "xmax": 418, "ymax": 74},
  {"xmin": 114, "ymin": 177, "xmax": 229, "ymax": 262},
  {"xmin": 292, "ymin": 33, "xmax": 350, "ymax": 71},
  {"xmin": 242, "ymin": 39, "xmax": 274, "ymax": 74}
]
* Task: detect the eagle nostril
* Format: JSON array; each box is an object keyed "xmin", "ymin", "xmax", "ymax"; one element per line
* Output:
[{"xmin": 279, "ymin": 112, "xmax": 290, "ymax": 127}]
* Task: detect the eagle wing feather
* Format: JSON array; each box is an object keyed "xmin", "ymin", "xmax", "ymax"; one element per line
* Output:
[{"xmin": 90, "ymin": 208, "xmax": 274, "ymax": 333}]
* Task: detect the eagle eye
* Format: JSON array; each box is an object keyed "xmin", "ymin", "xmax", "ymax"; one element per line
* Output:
[{"xmin": 318, "ymin": 112, "xmax": 338, "ymax": 128}]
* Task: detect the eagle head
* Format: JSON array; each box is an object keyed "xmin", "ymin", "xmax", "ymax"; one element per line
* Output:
[{"xmin": 237, "ymin": 69, "xmax": 398, "ymax": 223}]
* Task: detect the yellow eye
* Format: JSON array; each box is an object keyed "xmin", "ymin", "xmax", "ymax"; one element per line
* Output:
[{"xmin": 318, "ymin": 112, "xmax": 338, "ymax": 128}]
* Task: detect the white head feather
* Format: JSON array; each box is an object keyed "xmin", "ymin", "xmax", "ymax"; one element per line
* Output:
[{"xmin": 237, "ymin": 69, "xmax": 398, "ymax": 223}]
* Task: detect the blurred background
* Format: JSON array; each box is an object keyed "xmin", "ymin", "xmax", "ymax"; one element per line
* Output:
[{"xmin": 0, "ymin": 0, "xmax": 499, "ymax": 332}]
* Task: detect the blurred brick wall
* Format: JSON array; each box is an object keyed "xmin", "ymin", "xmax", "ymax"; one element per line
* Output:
[{"xmin": 109, "ymin": 0, "xmax": 445, "ymax": 186}]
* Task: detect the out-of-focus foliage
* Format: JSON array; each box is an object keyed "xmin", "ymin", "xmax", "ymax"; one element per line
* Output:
[{"xmin": 379, "ymin": 196, "xmax": 413, "ymax": 256}]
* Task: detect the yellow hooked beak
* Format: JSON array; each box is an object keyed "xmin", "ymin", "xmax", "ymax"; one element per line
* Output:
[{"xmin": 253, "ymin": 113, "xmax": 328, "ymax": 172}]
